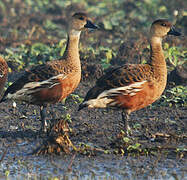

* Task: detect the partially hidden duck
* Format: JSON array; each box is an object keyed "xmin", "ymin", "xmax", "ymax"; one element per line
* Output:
[{"xmin": 0, "ymin": 56, "xmax": 8, "ymax": 99}]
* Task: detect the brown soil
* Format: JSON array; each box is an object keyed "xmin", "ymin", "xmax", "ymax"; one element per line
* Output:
[
  {"xmin": 0, "ymin": 74, "xmax": 186, "ymax": 157},
  {"xmin": 0, "ymin": 0, "xmax": 186, "ymax": 168}
]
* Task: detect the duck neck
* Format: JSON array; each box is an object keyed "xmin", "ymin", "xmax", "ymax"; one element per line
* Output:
[
  {"xmin": 148, "ymin": 36, "xmax": 166, "ymax": 68},
  {"xmin": 63, "ymin": 30, "xmax": 81, "ymax": 69}
]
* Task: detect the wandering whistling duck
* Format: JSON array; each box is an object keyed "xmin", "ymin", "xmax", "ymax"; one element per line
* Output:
[
  {"xmin": 0, "ymin": 12, "xmax": 97, "ymax": 132},
  {"xmin": 79, "ymin": 19, "xmax": 181, "ymax": 135},
  {"xmin": 0, "ymin": 56, "xmax": 8, "ymax": 99}
]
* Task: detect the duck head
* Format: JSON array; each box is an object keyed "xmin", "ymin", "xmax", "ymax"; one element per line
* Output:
[
  {"xmin": 68, "ymin": 12, "xmax": 97, "ymax": 36},
  {"xmin": 150, "ymin": 19, "xmax": 181, "ymax": 38}
]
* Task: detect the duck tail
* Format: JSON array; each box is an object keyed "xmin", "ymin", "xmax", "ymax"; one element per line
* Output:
[{"xmin": 78, "ymin": 102, "xmax": 88, "ymax": 111}]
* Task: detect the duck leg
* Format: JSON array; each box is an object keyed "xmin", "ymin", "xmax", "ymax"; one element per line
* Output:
[
  {"xmin": 40, "ymin": 105, "xmax": 48, "ymax": 133},
  {"xmin": 121, "ymin": 110, "xmax": 131, "ymax": 136}
]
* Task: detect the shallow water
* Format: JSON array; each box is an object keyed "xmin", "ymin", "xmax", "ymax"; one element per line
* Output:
[{"xmin": 0, "ymin": 141, "xmax": 186, "ymax": 180}]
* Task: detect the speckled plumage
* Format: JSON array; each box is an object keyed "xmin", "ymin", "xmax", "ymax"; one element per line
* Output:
[
  {"xmin": 0, "ymin": 56, "xmax": 8, "ymax": 99},
  {"xmin": 1, "ymin": 12, "xmax": 97, "ymax": 132}
]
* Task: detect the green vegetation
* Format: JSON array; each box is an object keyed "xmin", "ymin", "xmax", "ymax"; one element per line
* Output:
[
  {"xmin": 164, "ymin": 43, "xmax": 187, "ymax": 70},
  {"xmin": 161, "ymin": 86, "xmax": 187, "ymax": 107},
  {"xmin": 0, "ymin": 0, "xmax": 186, "ymax": 70},
  {"xmin": 113, "ymin": 130, "xmax": 186, "ymax": 157},
  {"xmin": 3, "ymin": 40, "xmax": 66, "ymax": 71},
  {"xmin": 0, "ymin": 1, "xmax": 186, "ymax": 178},
  {"xmin": 0, "ymin": 0, "xmax": 186, "ymax": 154}
]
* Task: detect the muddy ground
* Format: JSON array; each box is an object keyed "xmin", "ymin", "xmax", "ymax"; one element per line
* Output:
[
  {"xmin": 0, "ymin": 76, "xmax": 186, "ymax": 153},
  {"xmin": 0, "ymin": 1, "xmax": 186, "ymax": 178},
  {"xmin": 0, "ymin": 76, "xmax": 186, "ymax": 178}
]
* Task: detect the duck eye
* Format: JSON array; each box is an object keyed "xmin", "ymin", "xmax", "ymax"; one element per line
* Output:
[
  {"xmin": 161, "ymin": 23, "xmax": 166, "ymax": 26},
  {"xmin": 79, "ymin": 17, "xmax": 84, "ymax": 20}
]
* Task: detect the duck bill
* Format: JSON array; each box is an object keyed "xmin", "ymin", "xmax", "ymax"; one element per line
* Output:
[
  {"xmin": 167, "ymin": 27, "xmax": 181, "ymax": 36},
  {"xmin": 84, "ymin": 20, "xmax": 98, "ymax": 29}
]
